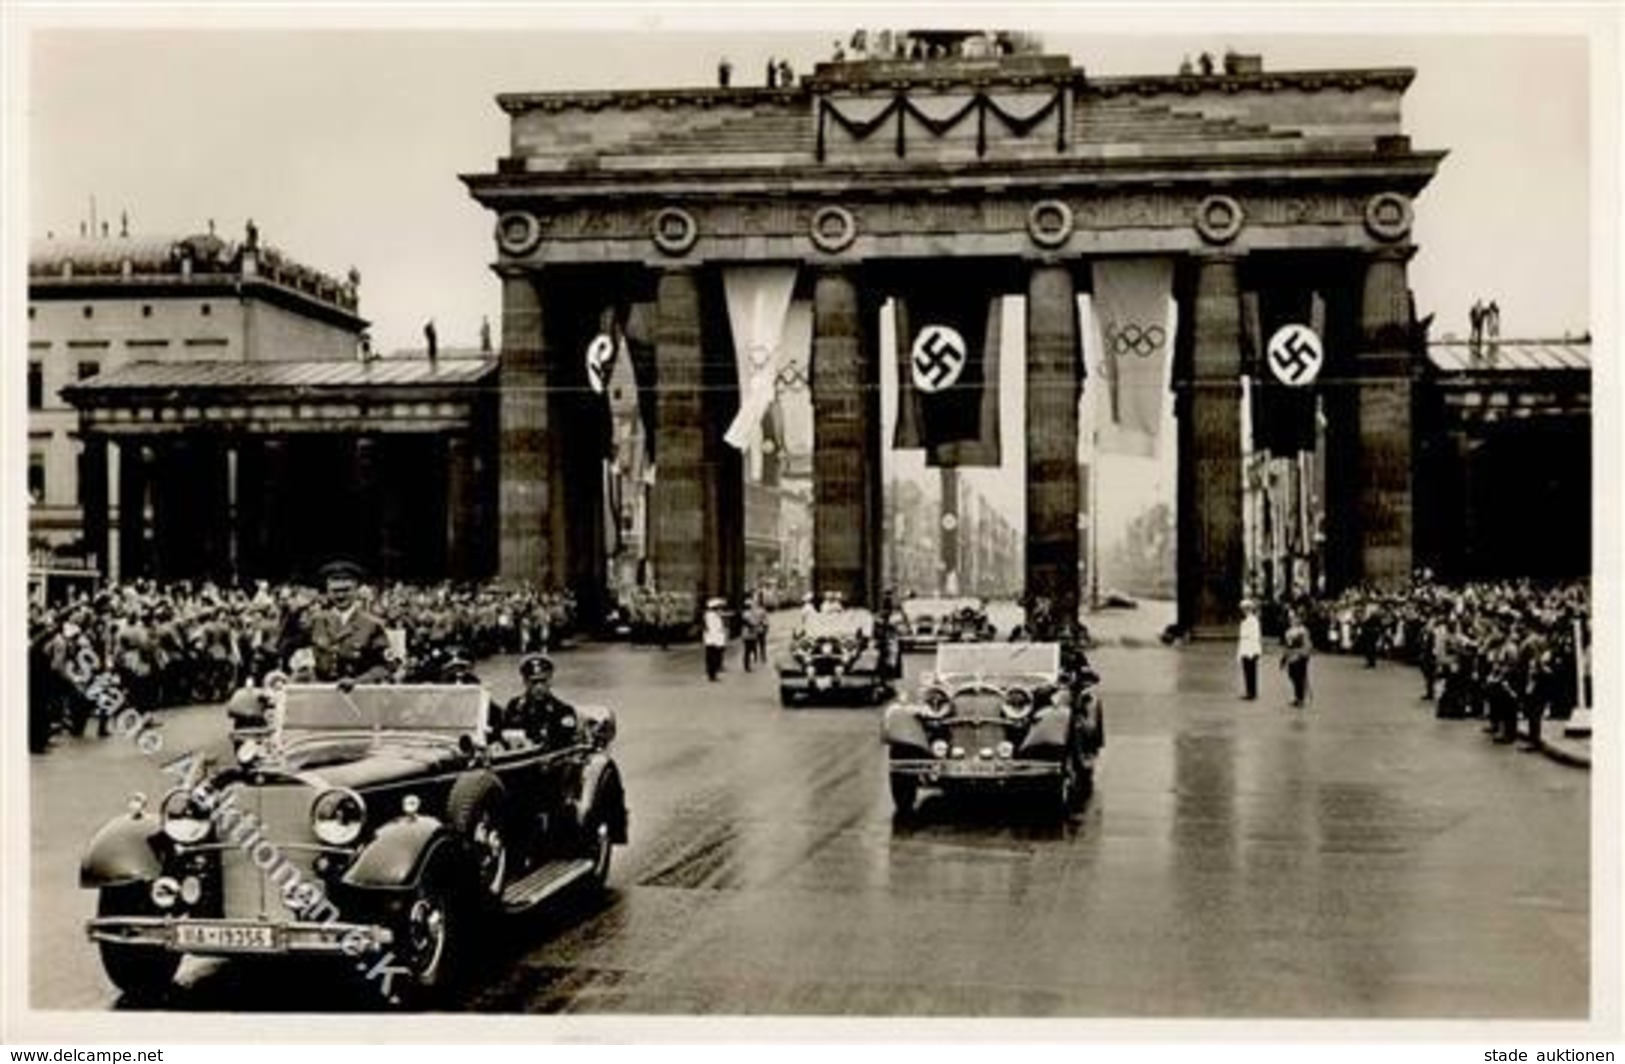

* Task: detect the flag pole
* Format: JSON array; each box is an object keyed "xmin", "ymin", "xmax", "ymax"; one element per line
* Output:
[{"xmin": 1089, "ymin": 426, "xmax": 1101, "ymax": 612}]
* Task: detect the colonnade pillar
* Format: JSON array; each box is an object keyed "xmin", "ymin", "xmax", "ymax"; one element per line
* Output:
[
  {"xmin": 649, "ymin": 268, "xmax": 708, "ymax": 608},
  {"xmin": 810, "ymin": 267, "xmax": 879, "ymax": 607},
  {"xmin": 1354, "ymin": 245, "xmax": 1416, "ymax": 586},
  {"xmin": 80, "ymin": 435, "xmax": 109, "ymax": 577},
  {"xmin": 1179, "ymin": 253, "xmax": 1245, "ymax": 635},
  {"xmin": 498, "ymin": 271, "xmax": 551, "ymax": 584},
  {"xmin": 1024, "ymin": 263, "xmax": 1082, "ymax": 623},
  {"xmin": 117, "ymin": 442, "xmax": 150, "ymax": 579},
  {"xmin": 446, "ymin": 434, "xmax": 476, "ymax": 582}
]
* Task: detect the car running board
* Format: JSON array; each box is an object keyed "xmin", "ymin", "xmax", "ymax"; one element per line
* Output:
[{"xmin": 500, "ymin": 858, "xmax": 595, "ymax": 913}]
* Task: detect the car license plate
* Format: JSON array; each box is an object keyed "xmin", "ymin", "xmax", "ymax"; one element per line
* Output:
[
  {"xmin": 946, "ymin": 760, "xmax": 1004, "ymax": 777},
  {"xmin": 174, "ymin": 923, "xmax": 278, "ymax": 952}
]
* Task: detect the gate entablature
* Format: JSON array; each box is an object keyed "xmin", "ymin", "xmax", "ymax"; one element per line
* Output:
[{"xmin": 467, "ymin": 56, "xmax": 1440, "ymax": 269}]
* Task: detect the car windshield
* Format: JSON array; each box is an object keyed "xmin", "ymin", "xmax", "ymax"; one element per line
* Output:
[
  {"xmin": 934, "ymin": 642, "xmax": 1059, "ymax": 681},
  {"xmin": 904, "ymin": 597, "xmax": 977, "ymax": 619},
  {"xmin": 279, "ymin": 684, "xmax": 488, "ymax": 742},
  {"xmin": 802, "ymin": 609, "xmax": 872, "ymax": 639}
]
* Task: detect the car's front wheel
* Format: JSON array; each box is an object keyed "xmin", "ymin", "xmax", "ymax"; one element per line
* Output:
[
  {"xmin": 96, "ymin": 885, "xmax": 180, "ymax": 1001},
  {"xmin": 388, "ymin": 863, "xmax": 460, "ymax": 1006},
  {"xmin": 889, "ymin": 773, "xmax": 918, "ymax": 815},
  {"xmin": 582, "ymin": 809, "xmax": 614, "ymax": 894}
]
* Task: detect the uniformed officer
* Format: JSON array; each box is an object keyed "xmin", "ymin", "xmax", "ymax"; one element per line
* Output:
[
  {"xmin": 500, "ymin": 654, "xmax": 578, "ymax": 746},
  {"xmin": 305, "ymin": 560, "xmax": 393, "ymax": 685}
]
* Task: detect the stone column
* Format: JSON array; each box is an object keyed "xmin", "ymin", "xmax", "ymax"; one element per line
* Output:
[
  {"xmin": 811, "ymin": 268, "xmax": 874, "ymax": 605},
  {"xmin": 649, "ymin": 268, "xmax": 707, "ymax": 608},
  {"xmin": 80, "ymin": 435, "xmax": 110, "ymax": 578},
  {"xmin": 117, "ymin": 442, "xmax": 150, "ymax": 579},
  {"xmin": 258, "ymin": 438, "xmax": 289, "ymax": 581},
  {"xmin": 353, "ymin": 434, "xmax": 381, "ymax": 570},
  {"xmin": 149, "ymin": 439, "xmax": 191, "ymax": 580},
  {"xmin": 445, "ymin": 433, "xmax": 475, "ymax": 581},
  {"xmin": 1024, "ymin": 263, "xmax": 1082, "ymax": 622},
  {"xmin": 498, "ymin": 271, "xmax": 550, "ymax": 584},
  {"xmin": 1354, "ymin": 246, "xmax": 1415, "ymax": 586},
  {"xmin": 1184, "ymin": 253, "xmax": 1245, "ymax": 636}
]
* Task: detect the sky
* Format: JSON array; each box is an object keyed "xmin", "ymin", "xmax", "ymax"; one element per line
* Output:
[{"xmin": 17, "ymin": 14, "xmax": 1599, "ymax": 543}]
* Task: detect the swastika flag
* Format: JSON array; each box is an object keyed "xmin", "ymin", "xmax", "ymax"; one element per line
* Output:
[{"xmin": 892, "ymin": 266, "xmax": 1002, "ymax": 468}]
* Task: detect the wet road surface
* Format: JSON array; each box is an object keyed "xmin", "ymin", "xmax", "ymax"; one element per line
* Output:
[{"xmin": 30, "ymin": 611, "xmax": 1589, "ymax": 1017}]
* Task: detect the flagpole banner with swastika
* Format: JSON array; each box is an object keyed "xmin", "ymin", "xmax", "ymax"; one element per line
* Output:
[
  {"xmin": 1087, "ymin": 257, "xmax": 1175, "ymax": 457},
  {"xmin": 722, "ymin": 265, "xmax": 799, "ymax": 451},
  {"xmin": 892, "ymin": 266, "xmax": 1002, "ymax": 467}
]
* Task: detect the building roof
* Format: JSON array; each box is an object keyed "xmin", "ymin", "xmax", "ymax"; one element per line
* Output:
[
  {"xmin": 1426, "ymin": 339, "xmax": 1591, "ymax": 374},
  {"xmin": 63, "ymin": 358, "xmax": 497, "ymax": 401},
  {"xmin": 30, "ymin": 228, "xmax": 362, "ymax": 318}
]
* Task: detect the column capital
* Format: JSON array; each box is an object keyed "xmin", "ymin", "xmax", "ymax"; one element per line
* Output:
[
  {"xmin": 1191, "ymin": 248, "xmax": 1246, "ymax": 267},
  {"xmin": 1366, "ymin": 243, "xmax": 1418, "ymax": 264}
]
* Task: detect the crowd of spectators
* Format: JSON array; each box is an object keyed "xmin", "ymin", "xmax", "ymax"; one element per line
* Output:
[
  {"xmin": 1302, "ymin": 577, "xmax": 1591, "ymax": 748},
  {"xmin": 28, "ymin": 579, "xmax": 579, "ymax": 752}
]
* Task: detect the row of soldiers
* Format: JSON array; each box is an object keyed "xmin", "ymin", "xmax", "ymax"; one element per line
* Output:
[
  {"xmin": 1311, "ymin": 579, "xmax": 1591, "ymax": 747},
  {"xmin": 27, "ymin": 573, "xmax": 580, "ymax": 752}
]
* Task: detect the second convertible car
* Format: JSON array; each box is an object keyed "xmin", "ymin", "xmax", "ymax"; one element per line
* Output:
[
  {"xmin": 881, "ymin": 642, "xmax": 1104, "ymax": 817},
  {"xmin": 778, "ymin": 609, "xmax": 893, "ymax": 706},
  {"xmin": 80, "ymin": 683, "xmax": 628, "ymax": 1005}
]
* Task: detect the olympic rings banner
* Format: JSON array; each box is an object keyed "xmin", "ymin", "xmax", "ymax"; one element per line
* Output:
[
  {"xmin": 1088, "ymin": 257, "xmax": 1176, "ymax": 457},
  {"xmin": 722, "ymin": 265, "xmax": 799, "ymax": 451}
]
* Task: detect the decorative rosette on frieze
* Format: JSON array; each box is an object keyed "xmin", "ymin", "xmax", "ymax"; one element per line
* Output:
[
  {"xmin": 809, "ymin": 206, "xmax": 858, "ymax": 253},
  {"xmin": 651, "ymin": 207, "xmax": 699, "ymax": 256},
  {"xmin": 1363, "ymin": 192, "xmax": 1414, "ymax": 242},
  {"xmin": 1194, "ymin": 195, "xmax": 1245, "ymax": 245},
  {"xmin": 495, "ymin": 211, "xmax": 543, "ymax": 257},
  {"xmin": 1026, "ymin": 199, "xmax": 1074, "ymax": 249}
]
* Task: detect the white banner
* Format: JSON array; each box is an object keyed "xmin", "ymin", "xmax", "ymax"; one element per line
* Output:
[
  {"xmin": 722, "ymin": 265, "xmax": 799, "ymax": 450},
  {"xmin": 1087, "ymin": 258, "xmax": 1176, "ymax": 457},
  {"xmin": 771, "ymin": 301, "xmax": 815, "ymax": 460}
]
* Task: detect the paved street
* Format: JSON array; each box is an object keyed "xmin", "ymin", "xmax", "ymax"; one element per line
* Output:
[{"xmin": 31, "ymin": 609, "xmax": 1589, "ymax": 1018}]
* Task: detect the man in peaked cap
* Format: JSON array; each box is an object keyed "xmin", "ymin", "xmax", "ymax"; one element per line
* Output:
[
  {"xmin": 500, "ymin": 654, "xmax": 578, "ymax": 747},
  {"xmin": 306, "ymin": 559, "xmax": 392, "ymax": 686}
]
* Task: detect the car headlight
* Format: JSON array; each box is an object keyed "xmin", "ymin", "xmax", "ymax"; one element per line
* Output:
[
  {"xmin": 1001, "ymin": 687, "xmax": 1033, "ymax": 720},
  {"xmin": 920, "ymin": 688, "xmax": 952, "ymax": 720},
  {"xmin": 311, "ymin": 788, "xmax": 367, "ymax": 847},
  {"xmin": 161, "ymin": 789, "xmax": 211, "ymax": 844}
]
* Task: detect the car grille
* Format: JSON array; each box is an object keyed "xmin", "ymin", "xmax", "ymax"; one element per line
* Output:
[{"xmin": 216, "ymin": 784, "xmax": 319, "ymax": 922}]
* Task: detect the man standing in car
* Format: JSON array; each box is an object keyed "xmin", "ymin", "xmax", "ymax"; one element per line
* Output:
[{"xmin": 306, "ymin": 560, "xmax": 392, "ymax": 685}]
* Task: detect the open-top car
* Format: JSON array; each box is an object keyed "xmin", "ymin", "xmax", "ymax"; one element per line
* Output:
[
  {"xmin": 882, "ymin": 642, "xmax": 1104, "ymax": 817},
  {"xmin": 897, "ymin": 597, "xmax": 997, "ymax": 651},
  {"xmin": 778, "ymin": 608, "xmax": 893, "ymax": 706},
  {"xmin": 80, "ymin": 683, "xmax": 628, "ymax": 1005}
]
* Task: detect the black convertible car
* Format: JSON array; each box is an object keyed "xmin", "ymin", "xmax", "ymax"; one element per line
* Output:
[
  {"xmin": 80, "ymin": 683, "xmax": 628, "ymax": 1005},
  {"xmin": 882, "ymin": 642, "xmax": 1104, "ymax": 817}
]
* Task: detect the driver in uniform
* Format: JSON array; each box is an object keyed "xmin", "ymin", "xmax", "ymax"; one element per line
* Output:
[{"xmin": 500, "ymin": 654, "xmax": 579, "ymax": 748}]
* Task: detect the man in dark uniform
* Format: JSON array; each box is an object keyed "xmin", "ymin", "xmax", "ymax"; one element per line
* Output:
[
  {"xmin": 500, "ymin": 654, "xmax": 578, "ymax": 747},
  {"xmin": 306, "ymin": 560, "xmax": 393, "ymax": 685}
]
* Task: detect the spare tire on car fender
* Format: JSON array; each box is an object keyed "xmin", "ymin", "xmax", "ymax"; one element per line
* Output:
[{"xmin": 445, "ymin": 771, "xmax": 507, "ymax": 899}]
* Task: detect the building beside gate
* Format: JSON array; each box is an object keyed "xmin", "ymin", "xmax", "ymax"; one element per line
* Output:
[{"xmin": 41, "ymin": 223, "xmax": 499, "ymax": 584}]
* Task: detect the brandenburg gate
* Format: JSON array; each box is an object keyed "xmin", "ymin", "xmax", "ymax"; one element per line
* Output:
[{"xmin": 463, "ymin": 45, "xmax": 1442, "ymax": 634}]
